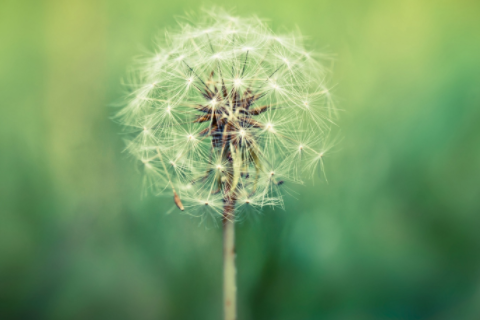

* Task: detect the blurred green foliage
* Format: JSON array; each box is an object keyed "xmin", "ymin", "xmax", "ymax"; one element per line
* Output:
[{"xmin": 1, "ymin": 0, "xmax": 480, "ymax": 319}]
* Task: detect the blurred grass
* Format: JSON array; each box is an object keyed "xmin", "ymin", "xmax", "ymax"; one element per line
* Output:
[{"xmin": 1, "ymin": 0, "xmax": 480, "ymax": 319}]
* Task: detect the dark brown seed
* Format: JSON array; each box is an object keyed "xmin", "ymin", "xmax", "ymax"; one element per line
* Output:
[
  {"xmin": 249, "ymin": 105, "xmax": 270, "ymax": 115},
  {"xmin": 173, "ymin": 191, "xmax": 184, "ymax": 211},
  {"xmin": 194, "ymin": 114, "xmax": 212, "ymax": 123}
]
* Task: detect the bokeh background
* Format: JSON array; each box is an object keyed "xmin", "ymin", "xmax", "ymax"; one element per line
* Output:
[{"xmin": 1, "ymin": 0, "xmax": 480, "ymax": 319}]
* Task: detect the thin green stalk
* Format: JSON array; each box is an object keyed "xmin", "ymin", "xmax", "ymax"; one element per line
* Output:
[{"xmin": 223, "ymin": 203, "xmax": 236, "ymax": 320}]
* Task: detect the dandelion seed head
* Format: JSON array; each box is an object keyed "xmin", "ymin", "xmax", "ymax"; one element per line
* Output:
[{"xmin": 117, "ymin": 9, "xmax": 337, "ymax": 219}]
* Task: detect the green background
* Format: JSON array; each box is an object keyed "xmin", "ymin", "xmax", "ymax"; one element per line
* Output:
[{"xmin": 1, "ymin": 0, "xmax": 480, "ymax": 319}]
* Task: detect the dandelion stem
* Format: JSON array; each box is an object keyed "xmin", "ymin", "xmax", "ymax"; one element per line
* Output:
[{"xmin": 223, "ymin": 201, "xmax": 236, "ymax": 320}]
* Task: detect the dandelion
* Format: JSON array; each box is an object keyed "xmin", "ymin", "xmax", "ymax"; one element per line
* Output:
[{"xmin": 117, "ymin": 9, "xmax": 336, "ymax": 320}]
